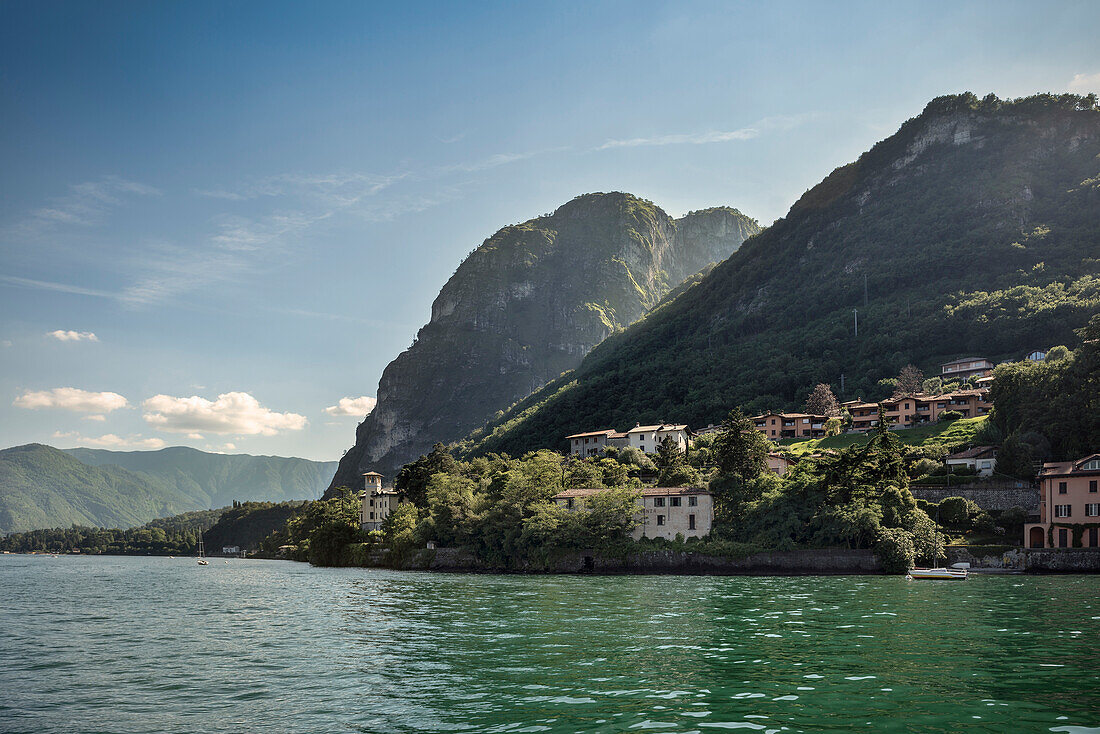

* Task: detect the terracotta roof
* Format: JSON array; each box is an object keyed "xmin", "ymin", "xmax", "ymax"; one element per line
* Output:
[
  {"xmin": 565, "ymin": 429, "xmax": 616, "ymax": 439},
  {"xmin": 627, "ymin": 424, "xmax": 688, "ymax": 433},
  {"xmin": 947, "ymin": 446, "xmax": 997, "ymax": 460},
  {"xmin": 362, "ymin": 471, "xmax": 384, "ymax": 477},
  {"xmin": 1040, "ymin": 454, "xmax": 1100, "ymax": 477},
  {"xmin": 941, "ymin": 357, "xmax": 992, "ymax": 366},
  {"xmin": 553, "ymin": 486, "xmax": 709, "ymax": 499}
]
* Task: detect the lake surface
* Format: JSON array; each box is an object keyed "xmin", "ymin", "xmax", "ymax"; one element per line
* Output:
[{"xmin": 1, "ymin": 555, "xmax": 1097, "ymax": 733}]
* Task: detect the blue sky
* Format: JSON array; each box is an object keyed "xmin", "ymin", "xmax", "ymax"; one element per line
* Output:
[{"xmin": 1, "ymin": 0, "xmax": 1098, "ymax": 461}]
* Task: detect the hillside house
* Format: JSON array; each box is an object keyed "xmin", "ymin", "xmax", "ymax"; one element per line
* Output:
[
  {"xmin": 359, "ymin": 471, "xmax": 403, "ymax": 531},
  {"xmin": 566, "ymin": 429, "xmax": 623, "ymax": 457},
  {"xmin": 552, "ymin": 486, "xmax": 713, "ymax": 540},
  {"xmin": 766, "ymin": 452, "xmax": 797, "ymax": 476},
  {"xmin": 624, "ymin": 424, "xmax": 689, "ymax": 454},
  {"xmin": 752, "ymin": 412, "xmax": 829, "ymax": 439},
  {"xmin": 1024, "ymin": 455, "xmax": 1100, "ymax": 548},
  {"xmin": 940, "ymin": 357, "xmax": 994, "ymax": 380},
  {"xmin": 945, "ymin": 446, "xmax": 998, "ymax": 477}
]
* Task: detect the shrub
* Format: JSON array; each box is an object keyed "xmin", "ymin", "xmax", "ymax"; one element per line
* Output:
[
  {"xmin": 938, "ymin": 496, "xmax": 978, "ymax": 527},
  {"xmin": 875, "ymin": 528, "xmax": 915, "ymax": 574},
  {"xmin": 938, "ymin": 410, "xmax": 963, "ymax": 422}
]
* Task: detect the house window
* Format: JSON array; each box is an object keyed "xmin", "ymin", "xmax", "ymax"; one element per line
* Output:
[
  {"xmin": 1054, "ymin": 505, "xmax": 1072, "ymax": 518},
  {"xmin": 1091, "ymin": 480, "xmax": 1098, "ymax": 493},
  {"xmin": 369, "ymin": 512, "xmax": 375, "ymax": 520},
  {"xmin": 656, "ymin": 515, "xmax": 665, "ymax": 526},
  {"xmin": 1086, "ymin": 504, "xmax": 1100, "ymax": 517},
  {"xmin": 566, "ymin": 498, "xmax": 574, "ymax": 509},
  {"xmin": 688, "ymin": 496, "xmax": 698, "ymax": 507},
  {"xmin": 1082, "ymin": 459, "xmax": 1100, "ymax": 470},
  {"xmin": 370, "ymin": 499, "xmax": 375, "ymax": 507},
  {"xmin": 654, "ymin": 497, "xmax": 665, "ymax": 507},
  {"xmin": 1059, "ymin": 528, "xmax": 1068, "ymax": 547},
  {"xmin": 1091, "ymin": 527, "xmax": 1099, "ymax": 548},
  {"xmin": 1059, "ymin": 482, "xmax": 1068, "ymax": 494},
  {"xmin": 669, "ymin": 497, "xmax": 681, "ymax": 507},
  {"xmin": 688, "ymin": 514, "xmax": 696, "ymax": 530}
]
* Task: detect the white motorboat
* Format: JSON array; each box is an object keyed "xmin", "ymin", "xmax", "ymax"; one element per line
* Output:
[{"xmin": 907, "ymin": 567, "xmax": 967, "ymax": 581}]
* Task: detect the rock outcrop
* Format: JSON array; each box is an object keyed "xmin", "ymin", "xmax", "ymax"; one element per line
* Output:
[{"xmin": 327, "ymin": 193, "xmax": 759, "ymax": 489}]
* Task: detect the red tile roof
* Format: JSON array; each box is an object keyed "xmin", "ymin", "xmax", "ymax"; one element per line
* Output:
[{"xmin": 553, "ymin": 486, "xmax": 708, "ymax": 499}]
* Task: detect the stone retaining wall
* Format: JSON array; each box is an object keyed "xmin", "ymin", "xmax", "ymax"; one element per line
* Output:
[
  {"xmin": 946, "ymin": 545, "xmax": 1100, "ymax": 572},
  {"xmin": 912, "ymin": 485, "xmax": 1038, "ymax": 512}
]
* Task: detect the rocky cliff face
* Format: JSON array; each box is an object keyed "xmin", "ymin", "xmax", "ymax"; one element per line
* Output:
[{"xmin": 327, "ymin": 193, "xmax": 760, "ymax": 489}]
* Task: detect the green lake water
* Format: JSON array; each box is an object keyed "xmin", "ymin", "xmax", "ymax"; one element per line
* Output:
[{"xmin": 1, "ymin": 555, "xmax": 1097, "ymax": 733}]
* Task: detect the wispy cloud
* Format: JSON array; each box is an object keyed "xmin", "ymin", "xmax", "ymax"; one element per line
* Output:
[
  {"xmin": 10, "ymin": 176, "xmax": 159, "ymax": 237},
  {"xmin": 598, "ymin": 127, "xmax": 759, "ymax": 150},
  {"xmin": 595, "ymin": 114, "xmax": 816, "ymax": 151},
  {"xmin": 0, "ymin": 275, "xmax": 126, "ymax": 301},
  {"xmin": 1068, "ymin": 72, "xmax": 1100, "ymax": 92},
  {"xmin": 15, "ymin": 387, "xmax": 129, "ymax": 413},
  {"xmin": 47, "ymin": 329, "xmax": 98, "ymax": 342}
]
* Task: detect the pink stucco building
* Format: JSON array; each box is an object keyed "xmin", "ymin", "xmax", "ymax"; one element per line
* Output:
[{"xmin": 1024, "ymin": 455, "xmax": 1100, "ymax": 548}]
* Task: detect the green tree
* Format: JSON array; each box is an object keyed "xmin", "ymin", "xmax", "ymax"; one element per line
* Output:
[
  {"xmin": 395, "ymin": 443, "xmax": 460, "ymax": 507},
  {"xmin": 712, "ymin": 408, "xmax": 769, "ymax": 480}
]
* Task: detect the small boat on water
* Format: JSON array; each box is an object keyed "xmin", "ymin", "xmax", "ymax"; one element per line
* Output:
[
  {"xmin": 907, "ymin": 567, "xmax": 968, "ymax": 581},
  {"xmin": 197, "ymin": 539, "xmax": 209, "ymax": 566}
]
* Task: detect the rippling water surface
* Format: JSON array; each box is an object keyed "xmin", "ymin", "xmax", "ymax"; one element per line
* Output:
[{"xmin": 1, "ymin": 555, "xmax": 1098, "ymax": 733}]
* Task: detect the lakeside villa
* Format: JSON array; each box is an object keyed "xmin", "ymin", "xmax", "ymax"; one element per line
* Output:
[
  {"xmin": 552, "ymin": 486, "xmax": 714, "ymax": 540},
  {"xmin": 1024, "ymin": 455, "xmax": 1100, "ymax": 549},
  {"xmin": 359, "ymin": 472, "xmax": 402, "ymax": 532}
]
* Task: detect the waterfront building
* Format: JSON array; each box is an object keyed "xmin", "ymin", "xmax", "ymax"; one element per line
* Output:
[
  {"xmin": 359, "ymin": 471, "xmax": 402, "ymax": 531},
  {"xmin": 1024, "ymin": 455, "xmax": 1100, "ymax": 548},
  {"xmin": 551, "ymin": 486, "xmax": 713, "ymax": 540}
]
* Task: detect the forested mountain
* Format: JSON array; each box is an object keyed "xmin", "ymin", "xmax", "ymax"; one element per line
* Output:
[
  {"xmin": 0, "ymin": 444, "xmax": 337, "ymax": 534},
  {"xmin": 66, "ymin": 446, "xmax": 337, "ymax": 507},
  {"xmin": 327, "ymin": 193, "xmax": 759, "ymax": 489},
  {"xmin": 0, "ymin": 444, "xmax": 193, "ymax": 534},
  {"xmin": 461, "ymin": 93, "xmax": 1100, "ymax": 457}
]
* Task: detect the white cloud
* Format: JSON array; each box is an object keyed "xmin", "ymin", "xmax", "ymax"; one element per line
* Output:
[
  {"xmin": 14, "ymin": 387, "xmax": 129, "ymax": 413},
  {"xmin": 1068, "ymin": 72, "xmax": 1100, "ymax": 93},
  {"xmin": 52, "ymin": 431, "xmax": 166, "ymax": 450},
  {"xmin": 47, "ymin": 330, "xmax": 99, "ymax": 342},
  {"xmin": 222, "ymin": 442, "xmax": 236, "ymax": 451},
  {"xmin": 186, "ymin": 433, "xmax": 205, "ymax": 440},
  {"xmin": 83, "ymin": 415, "xmax": 107, "ymax": 422},
  {"xmin": 323, "ymin": 396, "xmax": 377, "ymax": 417},
  {"xmin": 142, "ymin": 391, "xmax": 307, "ymax": 435},
  {"xmin": 1, "ymin": 340, "xmax": 11, "ymax": 348}
]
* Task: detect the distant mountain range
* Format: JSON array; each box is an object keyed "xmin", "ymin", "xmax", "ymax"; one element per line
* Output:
[
  {"xmin": 0, "ymin": 444, "xmax": 337, "ymax": 534},
  {"xmin": 327, "ymin": 192, "xmax": 760, "ymax": 490}
]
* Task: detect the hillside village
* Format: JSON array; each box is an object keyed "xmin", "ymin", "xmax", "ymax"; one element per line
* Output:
[{"xmin": 353, "ymin": 347, "xmax": 1097, "ymax": 556}]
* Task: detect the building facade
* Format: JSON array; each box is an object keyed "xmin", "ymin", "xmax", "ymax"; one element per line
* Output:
[
  {"xmin": 847, "ymin": 389, "xmax": 992, "ymax": 432},
  {"xmin": 940, "ymin": 357, "xmax": 995, "ymax": 380},
  {"xmin": 751, "ymin": 412, "xmax": 829, "ymax": 439},
  {"xmin": 552, "ymin": 487, "xmax": 714, "ymax": 540},
  {"xmin": 1024, "ymin": 455, "xmax": 1100, "ymax": 548},
  {"xmin": 566, "ymin": 429, "xmax": 620, "ymax": 457},
  {"xmin": 359, "ymin": 471, "xmax": 402, "ymax": 531},
  {"xmin": 625, "ymin": 424, "xmax": 689, "ymax": 454}
]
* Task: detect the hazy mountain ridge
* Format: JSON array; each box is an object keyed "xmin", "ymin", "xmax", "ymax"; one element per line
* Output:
[
  {"xmin": 327, "ymin": 193, "xmax": 760, "ymax": 489},
  {"xmin": 0, "ymin": 444, "xmax": 337, "ymax": 534},
  {"xmin": 460, "ymin": 93, "xmax": 1100, "ymax": 457}
]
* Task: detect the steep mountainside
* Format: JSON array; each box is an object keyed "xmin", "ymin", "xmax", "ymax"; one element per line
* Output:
[
  {"xmin": 0, "ymin": 444, "xmax": 192, "ymax": 534},
  {"xmin": 463, "ymin": 93, "xmax": 1100, "ymax": 457},
  {"xmin": 0, "ymin": 444, "xmax": 337, "ymax": 534},
  {"xmin": 328, "ymin": 193, "xmax": 759, "ymax": 488},
  {"xmin": 66, "ymin": 446, "xmax": 338, "ymax": 506}
]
